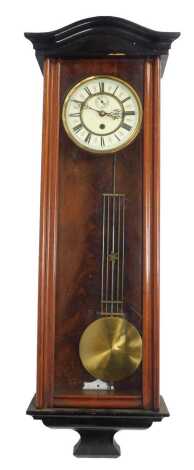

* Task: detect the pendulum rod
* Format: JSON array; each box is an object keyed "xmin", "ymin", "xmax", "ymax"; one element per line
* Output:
[
  {"xmin": 100, "ymin": 155, "xmax": 126, "ymax": 316},
  {"xmin": 101, "ymin": 194, "xmax": 106, "ymax": 311},
  {"xmin": 105, "ymin": 197, "xmax": 110, "ymax": 312},
  {"xmin": 111, "ymin": 155, "xmax": 116, "ymax": 313},
  {"xmin": 117, "ymin": 194, "xmax": 121, "ymax": 313},
  {"xmin": 121, "ymin": 196, "xmax": 125, "ymax": 307}
]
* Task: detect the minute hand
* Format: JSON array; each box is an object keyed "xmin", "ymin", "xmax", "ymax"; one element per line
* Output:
[
  {"xmin": 83, "ymin": 104, "xmax": 120, "ymax": 119},
  {"xmin": 82, "ymin": 104, "xmax": 101, "ymax": 114}
]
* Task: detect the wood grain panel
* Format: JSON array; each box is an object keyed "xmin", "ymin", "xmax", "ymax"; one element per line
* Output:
[
  {"xmin": 152, "ymin": 58, "xmax": 160, "ymax": 410},
  {"xmin": 142, "ymin": 58, "xmax": 161, "ymax": 410},
  {"xmin": 53, "ymin": 394, "xmax": 142, "ymax": 409},
  {"xmin": 142, "ymin": 60, "xmax": 153, "ymax": 409},
  {"xmin": 54, "ymin": 59, "xmax": 144, "ymax": 405},
  {"xmin": 36, "ymin": 59, "xmax": 60, "ymax": 408}
]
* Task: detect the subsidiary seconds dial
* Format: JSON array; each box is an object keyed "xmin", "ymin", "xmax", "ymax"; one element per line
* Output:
[{"xmin": 62, "ymin": 75, "xmax": 142, "ymax": 154}]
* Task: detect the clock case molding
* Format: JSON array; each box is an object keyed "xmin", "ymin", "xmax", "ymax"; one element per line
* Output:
[
  {"xmin": 25, "ymin": 17, "xmax": 180, "ymax": 458},
  {"xmin": 24, "ymin": 16, "xmax": 179, "ymax": 75}
]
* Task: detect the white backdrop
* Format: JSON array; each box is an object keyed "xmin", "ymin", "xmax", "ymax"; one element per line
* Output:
[{"xmin": 1, "ymin": 1, "xmax": 193, "ymax": 468}]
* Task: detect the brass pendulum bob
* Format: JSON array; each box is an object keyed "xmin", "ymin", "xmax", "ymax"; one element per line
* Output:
[
  {"xmin": 79, "ymin": 316, "xmax": 142, "ymax": 382},
  {"xmin": 79, "ymin": 155, "xmax": 142, "ymax": 382}
]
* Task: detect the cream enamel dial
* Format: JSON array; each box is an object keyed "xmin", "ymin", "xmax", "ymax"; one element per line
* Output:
[{"xmin": 62, "ymin": 75, "xmax": 142, "ymax": 154}]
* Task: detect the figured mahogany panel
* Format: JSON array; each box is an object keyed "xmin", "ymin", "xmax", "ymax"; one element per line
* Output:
[{"xmin": 53, "ymin": 58, "xmax": 144, "ymax": 406}]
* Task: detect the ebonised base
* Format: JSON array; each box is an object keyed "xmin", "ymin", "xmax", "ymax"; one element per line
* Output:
[
  {"xmin": 27, "ymin": 395, "xmax": 169, "ymax": 458},
  {"xmin": 73, "ymin": 429, "xmax": 120, "ymax": 457}
]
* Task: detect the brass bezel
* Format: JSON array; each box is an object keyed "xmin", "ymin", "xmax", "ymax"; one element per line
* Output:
[{"xmin": 62, "ymin": 75, "xmax": 143, "ymax": 155}]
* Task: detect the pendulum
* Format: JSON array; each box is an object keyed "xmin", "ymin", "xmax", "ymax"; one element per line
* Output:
[{"xmin": 79, "ymin": 155, "xmax": 142, "ymax": 382}]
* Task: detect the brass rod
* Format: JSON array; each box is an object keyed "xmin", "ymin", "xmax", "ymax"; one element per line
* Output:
[
  {"xmin": 105, "ymin": 196, "xmax": 110, "ymax": 313},
  {"xmin": 121, "ymin": 197, "xmax": 125, "ymax": 303},
  {"xmin": 101, "ymin": 195, "xmax": 106, "ymax": 311},
  {"xmin": 111, "ymin": 156, "xmax": 117, "ymax": 313},
  {"xmin": 117, "ymin": 196, "xmax": 121, "ymax": 312},
  {"xmin": 103, "ymin": 193, "xmax": 125, "ymax": 197}
]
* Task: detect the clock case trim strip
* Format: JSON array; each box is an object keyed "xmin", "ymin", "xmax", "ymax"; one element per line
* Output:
[
  {"xmin": 36, "ymin": 59, "xmax": 60, "ymax": 408},
  {"xmin": 24, "ymin": 15, "xmax": 180, "ymax": 76},
  {"xmin": 53, "ymin": 395, "xmax": 142, "ymax": 409},
  {"xmin": 35, "ymin": 57, "xmax": 161, "ymax": 411},
  {"xmin": 143, "ymin": 58, "xmax": 160, "ymax": 410}
]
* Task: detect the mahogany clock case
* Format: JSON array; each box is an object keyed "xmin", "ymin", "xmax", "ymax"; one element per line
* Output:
[
  {"xmin": 55, "ymin": 57, "xmax": 143, "ymax": 401},
  {"xmin": 25, "ymin": 16, "xmax": 180, "ymax": 457}
]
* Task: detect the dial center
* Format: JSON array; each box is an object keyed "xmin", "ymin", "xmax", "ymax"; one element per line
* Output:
[
  {"xmin": 81, "ymin": 94, "xmax": 123, "ymax": 135},
  {"xmin": 99, "ymin": 110, "xmax": 106, "ymax": 117}
]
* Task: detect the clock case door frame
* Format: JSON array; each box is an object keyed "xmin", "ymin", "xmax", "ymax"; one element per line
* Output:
[{"xmin": 36, "ymin": 56, "xmax": 160, "ymax": 411}]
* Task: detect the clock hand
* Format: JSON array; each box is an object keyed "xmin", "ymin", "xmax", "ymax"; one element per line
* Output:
[
  {"xmin": 107, "ymin": 110, "xmax": 121, "ymax": 119},
  {"xmin": 83, "ymin": 104, "xmax": 101, "ymax": 113},
  {"xmin": 109, "ymin": 109, "xmax": 122, "ymax": 117},
  {"xmin": 102, "ymin": 109, "xmax": 121, "ymax": 119},
  {"xmin": 83, "ymin": 104, "xmax": 121, "ymax": 119}
]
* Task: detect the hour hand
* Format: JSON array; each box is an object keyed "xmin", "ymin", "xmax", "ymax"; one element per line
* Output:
[
  {"xmin": 108, "ymin": 109, "xmax": 122, "ymax": 119},
  {"xmin": 82, "ymin": 104, "xmax": 121, "ymax": 119}
]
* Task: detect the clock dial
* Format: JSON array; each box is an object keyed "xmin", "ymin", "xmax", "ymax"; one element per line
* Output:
[{"xmin": 62, "ymin": 76, "xmax": 142, "ymax": 153}]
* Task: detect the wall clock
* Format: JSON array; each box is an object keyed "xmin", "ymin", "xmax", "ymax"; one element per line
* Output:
[
  {"xmin": 62, "ymin": 75, "xmax": 142, "ymax": 153},
  {"xmin": 25, "ymin": 16, "xmax": 180, "ymax": 458}
]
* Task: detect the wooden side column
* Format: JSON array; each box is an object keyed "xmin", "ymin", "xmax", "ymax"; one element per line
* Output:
[
  {"xmin": 143, "ymin": 60, "xmax": 153, "ymax": 409},
  {"xmin": 142, "ymin": 58, "xmax": 161, "ymax": 410},
  {"xmin": 36, "ymin": 59, "xmax": 61, "ymax": 408},
  {"xmin": 152, "ymin": 58, "xmax": 161, "ymax": 410}
]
